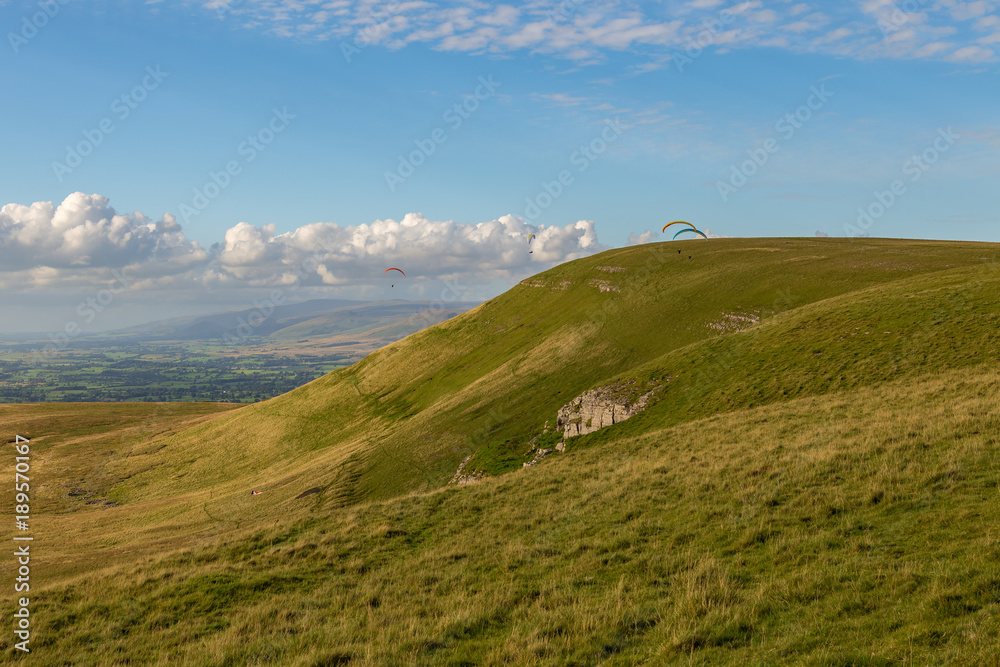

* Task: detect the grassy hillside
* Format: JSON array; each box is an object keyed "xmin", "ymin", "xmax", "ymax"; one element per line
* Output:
[
  {"xmin": 3, "ymin": 237, "xmax": 1000, "ymax": 663},
  {"xmin": 9, "ymin": 364, "xmax": 1000, "ymax": 664},
  {"xmin": 92, "ymin": 237, "xmax": 1000, "ymax": 506}
]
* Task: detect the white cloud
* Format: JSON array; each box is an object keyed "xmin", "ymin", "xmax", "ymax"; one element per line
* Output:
[
  {"xmin": 687, "ymin": 0, "xmax": 724, "ymax": 9},
  {"xmin": 815, "ymin": 25, "xmax": 853, "ymax": 43},
  {"xmin": 0, "ymin": 193, "xmax": 605, "ymax": 295},
  {"xmin": 945, "ymin": 44, "xmax": 995, "ymax": 61},
  {"xmin": 197, "ymin": 0, "xmax": 998, "ymax": 65},
  {"xmin": 481, "ymin": 4, "xmax": 520, "ymax": 27},
  {"xmin": 0, "ymin": 192, "xmax": 207, "ymax": 273},
  {"xmin": 782, "ymin": 20, "xmax": 818, "ymax": 33},
  {"xmin": 974, "ymin": 15, "xmax": 1000, "ymax": 30},
  {"xmin": 948, "ymin": 0, "xmax": 992, "ymax": 21},
  {"xmin": 533, "ymin": 92, "xmax": 590, "ymax": 105},
  {"xmin": 218, "ymin": 221, "xmax": 279, "ymax": 275},
  {"xmin": 913, "ymin": 41, "xmax": 954, "ymax": 57},
  {"xmin": 750, "ymin": 9, "xmax": 780, "ymax": 23},
  {"xmin": 627, "ymin": 229, "xmax": 656, "ymax": 244}
]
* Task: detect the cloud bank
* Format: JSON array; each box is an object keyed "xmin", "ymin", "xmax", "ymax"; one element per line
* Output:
[{"xmin": 0, "ymin": 193, "xmax": 604, "ymax": 296}]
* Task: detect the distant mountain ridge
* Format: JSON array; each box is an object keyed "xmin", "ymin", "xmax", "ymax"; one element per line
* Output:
[{"xmin": 95, "ymin": 298, "xmax": 482, "ymax": 342}]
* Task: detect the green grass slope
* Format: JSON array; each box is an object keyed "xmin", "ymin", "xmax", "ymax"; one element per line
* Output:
[
  {"xmin": 12, "ymin": 363, "xmax": 1000, "ymax": 664},
  {"xmin": 4, "ymin": 237, "xmax": 1000, "ymax": 663},
  {"xmin": 100, "ymin": 237, "xmax": 1000, "ymax": 507},
  {"xmin": 577, "ymin": 255, "xmax": 1000, "ymax": 450}
]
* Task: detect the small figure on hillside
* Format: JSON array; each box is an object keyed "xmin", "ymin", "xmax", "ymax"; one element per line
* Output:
[{"xmin": 250, "ymin": 489, "xmax": 262, "ymax": 495}]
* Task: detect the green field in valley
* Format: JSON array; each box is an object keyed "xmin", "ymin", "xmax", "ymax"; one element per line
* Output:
[{"xmin": 0, "ymin": 341, "xmax": 348, "ymax": 403}]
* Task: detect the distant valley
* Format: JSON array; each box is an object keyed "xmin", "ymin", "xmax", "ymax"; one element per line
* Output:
[{"xmin": 0, "ymin": 298, "xmax": 479, "ymax": 402}]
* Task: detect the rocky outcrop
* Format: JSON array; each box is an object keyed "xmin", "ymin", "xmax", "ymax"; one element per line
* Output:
[
  {"xmin": 522, "ymin": 447, "xmax": 555, "ymax": 467},
  {"xmin": 519, "ymin": 279, "xmax": 572, "ymax": 290},
  {"xmin": 556, "ymin": 383, "xmax": 655, "ymax": 439},
  {"xmin": 707, "ymin": 311, "xmax": 760, "ymax": 333},
  {"xmin": 450, "ymin": 455, "xmax": 485, "ymax": 486},
  {"xmin": 454, "ymin": 383, "xmax": 660, "ymax": 481},
  {"xmin": 587, "ymin": 279, "xmax": 620, "ymax": 292}
]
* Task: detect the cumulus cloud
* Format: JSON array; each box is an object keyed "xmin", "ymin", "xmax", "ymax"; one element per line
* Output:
[
  {"xmin": 0, "ymin": 192, "xmax": 207, "ymax": 273},
  {"xmin": 206, "ymin": 211, "xmax": 601, "ymax": 288},
  {"xmin": 627, "ymin": 230, "xmax": 657, "ymax": 245},
  {"xmin": 0, "ymin": 193, "xmax": 605, "ymax": 296}
]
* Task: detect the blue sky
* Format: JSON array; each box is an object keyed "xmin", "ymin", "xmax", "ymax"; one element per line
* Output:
[{"xmin": 0, "ymin": 0, "xmax": 997, "ymax": 332}]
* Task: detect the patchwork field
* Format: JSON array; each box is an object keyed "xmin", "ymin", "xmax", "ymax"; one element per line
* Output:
[{"xmin": 0, "ymin": 300, "xmax": 477, "ymax": 403}]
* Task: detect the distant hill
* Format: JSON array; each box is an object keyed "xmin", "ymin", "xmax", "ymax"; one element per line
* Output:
[
  {"xmin": 104, "ymin": 298, "xmax": 481, "ymax": 342},
  {"xmin": 0, "ymin": 298, "xmax": 482, "ymax": 403},
  {"xmin": 7, "ymin": 238, "xmax": 1000, "ymax": 664}
]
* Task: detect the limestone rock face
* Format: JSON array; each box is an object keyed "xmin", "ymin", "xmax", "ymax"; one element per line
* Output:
[{"xmin": 556, "ymin": 384, "xmax": 654, "ymax": 439}]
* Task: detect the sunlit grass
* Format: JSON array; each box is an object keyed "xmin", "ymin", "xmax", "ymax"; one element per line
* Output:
[
  {"xmin": 9, "ymin": 364, "xmax": 1000, "ymax": 664},
  {"xmin": 3, "ymin": 237, "xmax": 1000, "ymax": 663}
]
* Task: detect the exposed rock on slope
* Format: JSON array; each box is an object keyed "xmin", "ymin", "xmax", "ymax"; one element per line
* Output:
[
  {"xmin": 556, "ymin": 382, "xmax": 658, "ymax": 439},
  {"xmin": 520, "ymin": 279, "xmax": 573, "ymax": 290},
  {"xmin": 587, "ymin": 279, "xmax": 620, "ymax": 292},
  {"xmin": 450, "ymin": 455, "xmax": 485, "ymax": 486},
  {"xmin": 707, "ymin": 311, "xmax": 761, "ymax": 333}
]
